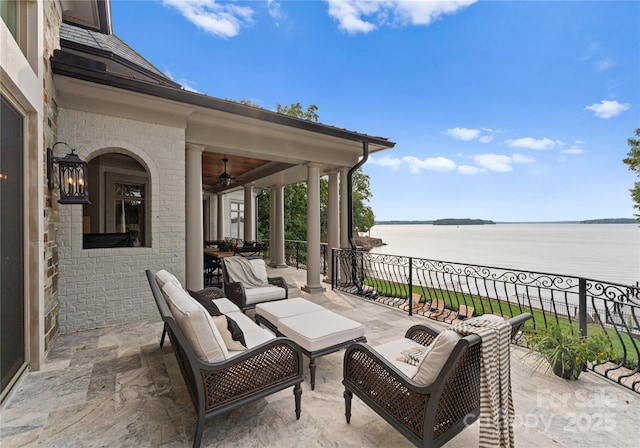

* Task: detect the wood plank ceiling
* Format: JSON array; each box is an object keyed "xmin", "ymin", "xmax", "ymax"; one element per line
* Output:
[{"xmin": 202, "ymin": 153, "xmax": 295, "ymax": 193}]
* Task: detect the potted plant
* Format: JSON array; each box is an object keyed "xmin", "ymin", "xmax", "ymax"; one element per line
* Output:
[
  {"xmin": 218, "ymin": 239, "xmax": 233, "ymax": 252},
  {"xmin": 524, "ymin": 323, "xmax": 613, "ymax": 380}
]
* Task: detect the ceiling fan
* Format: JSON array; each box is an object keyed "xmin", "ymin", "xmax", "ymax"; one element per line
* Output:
[{"xmin": 219, "ymin": 158, "xmax": 235, "ymax": 187}]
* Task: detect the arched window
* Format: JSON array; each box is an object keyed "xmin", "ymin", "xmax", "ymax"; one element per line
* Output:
[{"xmin": 82, "ymin": 153, "xmax": 150, "ymax": 249}]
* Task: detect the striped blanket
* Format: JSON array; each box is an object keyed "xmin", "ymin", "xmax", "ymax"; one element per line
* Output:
[{"xmin": 450, "ymin": 317, "xmax": 514, "ymax": 448}]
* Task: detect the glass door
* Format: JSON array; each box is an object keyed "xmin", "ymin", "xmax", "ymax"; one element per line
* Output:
[{"xmin": 0, "ymin": 95, "xmax": 25, "ymax": 396}]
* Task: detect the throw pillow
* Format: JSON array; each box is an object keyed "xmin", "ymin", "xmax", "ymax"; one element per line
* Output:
[
  {"xmin": 188, "ymin": 289, "xmax": 222, "ymax": 316},
  {"xmin": 248, "ymin": 258, "xmax": 269, "ymax": 284},
  {"xmin": 213, "ymin": 316, "xmax": 247, "ymax": 351},
  {"xmin": 412, "ymin": 330, "xmax": 462, "ymax": 386},
  {"xmin": 397, "ymin": 345, "xmax": 432, "ymax": 366}
]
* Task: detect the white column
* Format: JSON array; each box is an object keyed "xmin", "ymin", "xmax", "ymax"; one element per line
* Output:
[
  {"xmin": 243, "ymin": 183, "xmax": 255, "ymax": 241},
  {"xmin": 269, "ymin": 186, "xmax": 277, "ymax": 266},
  {"xmin": 185, "ymin": 145, "xmax": 204, "ymax": 290},
  {"xmin": 302, "ymin": 163, "xmax": 325, "ymax": 293},
  {"xmin": 326, "ymin": 171, "xmax": 339, "ymax": 282},
  {"xmin": 272, "ymin": 184, "xmax": 287, "ymax": 267},
  {"xmin": 340, "ymin": 167, "xmax": 350, "ymax": 249},
  {"xmin": 217, "ymin": 192, "xmax": 224, "ymax": 241}
]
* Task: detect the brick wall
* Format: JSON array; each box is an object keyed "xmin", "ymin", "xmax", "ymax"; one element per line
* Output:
[{"xmin": 56, "ymin": 108, "xmax": 186, "ymax": 333}]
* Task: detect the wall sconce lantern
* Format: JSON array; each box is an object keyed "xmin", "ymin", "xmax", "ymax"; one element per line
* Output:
[{"xmin": 47, "ymin": 142, "xmax": 90, "ymax": 204}]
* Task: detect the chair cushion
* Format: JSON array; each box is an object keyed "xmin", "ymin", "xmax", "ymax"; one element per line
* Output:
[
  {"xmin": 155, "ymin": 269, "xmax": 183, "ymax": 289},
  {"xmin": 212, "ymin": 315, "xmax": 247, "ymax": 351},
  {"xmin": 212, "ymin": 298, "xmax": 241, "ymax": 314},
  {"xmin": 188, "ymin": 289, "xmax": 222, "ymax": 316},
  {"xmin": 412, "ymin": 329, "xmax": 462, "ymax": 386},
  {"xmin": 373, "ymin": 337, "xmax": 422, "ymax": 377},
  {"xmin": 226, "ymin": 311, "xmax": 275, "ymax": 351},
  {"xmin": 249, "ymin": 258, "xmax": 269, "ymax": 284},
  {"xmin": 162, "ymin": 282, "xmax": 228, "ymax": 363},
  {"xmin": 244, "ymin": 286, "xmax": 287, "ymax": 305}
]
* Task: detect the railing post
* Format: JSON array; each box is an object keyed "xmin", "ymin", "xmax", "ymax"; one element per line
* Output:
[
  {"xmin": 408, "ymin": 257, "xmax": 414, "ymax": 316},
  {"xmin": 579, "ymin": 277, "xmax": 587, "ymax": 337},
  {"xmin": 296, "ymin": 241, "xmax": 300, "ymax": 270}
]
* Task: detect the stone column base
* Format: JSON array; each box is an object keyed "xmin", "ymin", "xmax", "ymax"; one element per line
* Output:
[{"xmin": 301, "ymin": 285, "xmax": 327, "ymax": 294}]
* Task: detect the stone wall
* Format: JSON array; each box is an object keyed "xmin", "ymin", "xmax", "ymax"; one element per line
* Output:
[
  {"xmin": 56, "ymin": 108, "xmax": 186, "ymax": 333},
  {"xmin": 43, "ymin": 0, "xmax": 62, "ymax": 350}
]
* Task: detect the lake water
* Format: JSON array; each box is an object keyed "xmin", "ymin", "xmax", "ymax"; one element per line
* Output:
[{"xmin": 368, "ymin": 224, "xmax": 640, "ymax": 287}]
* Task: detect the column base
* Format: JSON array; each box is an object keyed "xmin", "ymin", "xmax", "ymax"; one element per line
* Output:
[
  {"xmin": 268, "ymin": 262, "xmax": 289, "ymax": 268},
  {"xmin": 301, "ymin": 284, "xmax": 327, "ymax": 294}
]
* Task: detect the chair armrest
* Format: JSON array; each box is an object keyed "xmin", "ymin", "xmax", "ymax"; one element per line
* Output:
[
  {"xmin": 268, "ymin": 276, "xmax": 289, "ymax": 299},
  {"xmin": 405, "ymin": 325, "xmax": 439, "ymax": 346},
  {"xmin": 223, "ymin": 280, "xmax": 247, "ymax": 309},
  {"xmin": 196, "ymin": 337, "xmax": 304, "ymax": 412}
]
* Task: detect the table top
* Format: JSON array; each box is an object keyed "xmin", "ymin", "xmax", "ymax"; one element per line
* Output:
[{"xmin": 204, "ymin": 248, "xmax": 235, "ymax": 258}]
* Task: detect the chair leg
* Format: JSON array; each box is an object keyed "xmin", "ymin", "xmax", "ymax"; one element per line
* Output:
[
  {"xmin": 192, "ymin": 415, "xmax": 204, "ymax": 448},
  {"xmin": 160, "ymin": 328, "xmax": 167, "ymax": 348},
  {"xmin": 344, "ymin": 389, "xmax": 353, "ymax": 423},
  {"xmin": 309, "ymin": 357, "xmax": 317, "ymax": 390},
  {"xmin": 294, "ymin": 383, "xmax": 302, "ymax": 419}
]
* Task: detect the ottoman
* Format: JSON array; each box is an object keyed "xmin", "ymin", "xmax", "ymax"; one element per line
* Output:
[{"xmin": 255, "ymin": 298, "xmax": 366, "ymax": 390}]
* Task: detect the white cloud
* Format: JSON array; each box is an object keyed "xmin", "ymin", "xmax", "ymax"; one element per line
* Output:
[
  {"xmin": 506, "ymin": 137, "xmax": 556, "ymax": 150},
  {"xmin": 162, "ymin": 0, "xmax": 254, "ymax": 38},
  {"xmin": 369, "ymin": 154, "xmax": 403, "ymax": 170},
  {"xmin": 596, "ymin": 58, "xmax": 614, "ymax": 72},
  {"xmin": 512, "ymin": 154, "xmax": 534, "ymax": 164},
  {"xmin": 584, "ymin": 100, "xmax": 631, "ymax": 119},
  {"xmin": 562, "ymin": 147, "xmax": 584, "ymax": 155},
  {"xmin": 267, "ymin": 0, "xmax": 286, "ymax": 25},
  {"xmin": 445, "ymin": 127, "xmax": 480, "ymax": 141},
  {"xmin": 458, "ymin": 165, "xmax": 483, "ymax": 175},
  {"xmin": 445, "ymin": 127, "xmax": 495, "ymax": 143},
  {"xmin": 402, "ymin": 156, "xmax": 457, "ymax": 173},
  {"xmin": 473, "ymin": 154, "xmax": 514, "ymax": 172},
  {"xmin": 326, "ymin": 0, "xmax": 476, "ymax": 35}
]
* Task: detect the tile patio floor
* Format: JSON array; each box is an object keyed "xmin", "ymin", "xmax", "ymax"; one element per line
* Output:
[{"xmin": 1, "ymin": 267, "xmax": 639, "ymax": 447}]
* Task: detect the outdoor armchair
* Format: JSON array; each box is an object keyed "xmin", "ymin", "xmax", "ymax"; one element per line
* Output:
[
  {"xmin": 220, "ymin": 256, "xmax": 288, "ymax": 311},
  {"xmin": 342, "ymin": 313, "xmax": 532, "ymax": 448}
]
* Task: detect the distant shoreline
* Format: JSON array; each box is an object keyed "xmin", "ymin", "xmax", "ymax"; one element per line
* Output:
[{"xmin": 374, "ymin": 218, "xmax": 638, "ymax": 225}]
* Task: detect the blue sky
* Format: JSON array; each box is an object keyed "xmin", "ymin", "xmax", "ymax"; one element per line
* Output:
[{"xmin": 111, "ymin": 0, "xmax": 639, "ymax": 222}]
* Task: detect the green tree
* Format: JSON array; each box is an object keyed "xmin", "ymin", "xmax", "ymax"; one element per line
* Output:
[
  {"xmin": 623, "ymin": 128, "xmax": 640, "ymax": 221},
  {"xmin": 276, "ymin": 102, "xmax": 319, "ymax": 122}
]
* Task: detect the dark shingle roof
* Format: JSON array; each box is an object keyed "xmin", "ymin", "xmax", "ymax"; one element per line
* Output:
[{"xmin": 59, "ymin": 22, "xmax": 179, "ymax": 88}]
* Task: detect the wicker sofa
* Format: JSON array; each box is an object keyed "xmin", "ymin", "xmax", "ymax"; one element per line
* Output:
[
  {"xmin": 342, "ymin": 313, "xmax": 532, "ymax": 448},
  {"xmin": 146, "ymin": 269, "xmax": 304, "ymax": 448}
]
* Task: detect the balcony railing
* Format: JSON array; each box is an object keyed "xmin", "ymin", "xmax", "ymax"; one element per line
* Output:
[{"xmin": 331, "ymin": 248, "xmax": 640, "ymax": 394}]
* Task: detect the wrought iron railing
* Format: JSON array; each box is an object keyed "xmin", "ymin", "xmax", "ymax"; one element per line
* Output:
[
  {"xmin": 331, "ymin": 248, "xmax": 640, "ymax": 393},
  {"xmin": 281, "ymin": 240, "xmax": 328, "ymax": 275}
]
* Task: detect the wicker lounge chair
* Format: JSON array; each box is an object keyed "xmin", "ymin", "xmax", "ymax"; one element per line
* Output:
[
  {"xmin": 146, "ymin": 270, "xmax": 303, "ymax": 448},
  {"xmin": 342, "ymin": 313, "xmax": 532, "ymax": 448}
]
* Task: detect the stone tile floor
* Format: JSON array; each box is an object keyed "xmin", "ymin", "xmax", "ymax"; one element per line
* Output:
[{"xmin": 1, "ymin": 267, "xmax": 639, "ymax": 447}]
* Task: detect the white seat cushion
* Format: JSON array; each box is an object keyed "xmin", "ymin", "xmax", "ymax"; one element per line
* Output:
[
  {"xmin": 373, "ymin": 338, "xmax": 422, "ymax": 377},
  {"xmin": 277, "ymin": 309, "xmax": 365, "ymax": 353},
  {"xmin": 225, "ymin": 311, "xmax": 275, "ymax": 356},
  {"xmin": 412, "ymin": 329, "xmax": 462, "ymax": 386},
  {"xmin": 255, "ymin": 297, "xmax": 325, "ymax": 325},
  {"xmin": 212, "ymin": 298, "xmax": 241, "ymax": 314},
  {"xmin": 162, "ymin": 282, "xmax": 228, "ymax": 363},
  {"xmin": 244, "ymin": 285, "xmax": 287, "ymax": 305}
]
